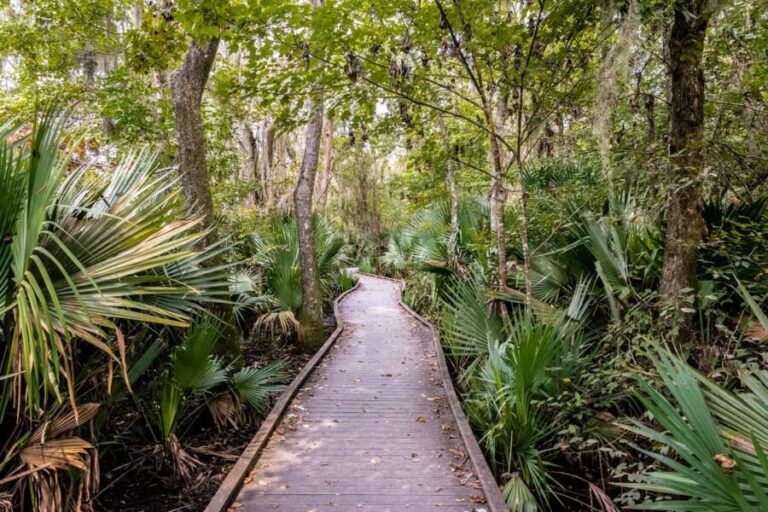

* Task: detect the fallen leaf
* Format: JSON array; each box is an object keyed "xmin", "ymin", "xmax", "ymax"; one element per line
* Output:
[{"xmin": 714, "ymin": 453, "xmax": 736, "ymax": 471}]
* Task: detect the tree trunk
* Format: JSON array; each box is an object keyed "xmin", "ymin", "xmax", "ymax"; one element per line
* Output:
[
  {"xmin": 645, "ymin": 94, "xmax": 656, "ymax": 141},
  {"xmin": 295, "ymin": 93, "xmax": 325, "ymax": 350},
  {"xmin": 660, "ymin": 0, "xmax": 715, "ymax": 340},
  {"xmin": 259, "ymin": 120, "xmax": 275, "ymax": 205},
  {"xmin": 447, "ymin": 154, "xmax": 460, "ymax": 268},
  {"xmin": 438, "ymin": 114, "xmax": 460, "ymax": 270},
  {"xmin": 236, "ymin": 119, "xmax": 258, "ymax": 207},
  {"xmin": 316, "ymin": 116, "xmax": 334, "ymax": 212},
  {"xmin": 171, "ymin": 37, "xmax": 220, "ymax": 233},
  {"xmin": 354, "ymin": 145, "xmax": 371, "ymax": 236},
  {"xmin": 487, "ymin": 114, "xmax": 508, "ymax": 288}
]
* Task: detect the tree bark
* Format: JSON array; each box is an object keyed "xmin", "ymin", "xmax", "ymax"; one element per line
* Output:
[
  {"xmin": 487, "ymin": 110, "xmax": 508, "ymax": 288},
  {"xmin": 171, "ymin": 37, "xmax": 220, "ymax": 232},
  {"xmin": 438, "ymin": 114, "xmax": 460, "ymax": 270},
  {"xmin": 660, "ymin": 0, "xmax": 717, "ymax": 340},
  {"xmin": 236, "ymin": 119, "xmax": 258, "ymax": 207},
  {"xmin": 295, "ymin": 93, "xmax": 325, "ymax": 350},
  {"xmin": 259, "ymin": 120, "xmax": 275, "ymax": 205},
  {"xmin": 316, "ymin": 116, "xmax": 334, "ymax": 212}
]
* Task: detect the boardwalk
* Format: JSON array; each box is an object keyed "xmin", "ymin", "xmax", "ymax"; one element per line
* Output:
[{"xmin": 231, "ymin": 274, "xmax": 490, "ymax": 512}]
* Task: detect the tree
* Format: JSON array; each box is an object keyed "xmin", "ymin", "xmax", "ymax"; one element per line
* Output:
[
  {"xmin": 659, "ymin": 0, "xmax": 723, "ymax": 340},
  {"xmin": 316, "ymin": 116, "xmax": 334, "ymax": 212},
  {"xmin": 236, "ymin": 118, "xmax": 259, "ymax": 208},
  {"xmin": 171, "ymin": 37, "xmax": 220, "ymax": 233},
  {"xmin": 294, "ymin": 0, "xmax": 326, "ymax": 349}
]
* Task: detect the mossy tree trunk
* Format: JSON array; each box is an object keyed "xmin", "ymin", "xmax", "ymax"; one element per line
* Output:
[
  {"xmin": 171, "ymin": 37, "xmax": 219, "ymax": 236},
  {"xmin": 660, "ymin": 0, "xmax": 720, "ymax": 342}
]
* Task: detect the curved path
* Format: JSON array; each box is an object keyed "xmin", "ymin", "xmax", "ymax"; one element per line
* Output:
[{"xmin": 229, "ymin": 275, "xmax": 491, "ymax": 511}]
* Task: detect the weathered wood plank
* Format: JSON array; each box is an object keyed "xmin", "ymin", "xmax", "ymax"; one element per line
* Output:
[{"xmin": 209, "ymin": 275, "xmax": 500, "ymax": 512}]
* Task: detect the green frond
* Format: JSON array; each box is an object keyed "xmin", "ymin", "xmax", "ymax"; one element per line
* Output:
[
  {"xmin": 172, "ymin": 319, "xmax": 229, "ymax": 392},
  {"xmin": 232, "ymin": 361, "xmax": 288, "ymax": 416}
]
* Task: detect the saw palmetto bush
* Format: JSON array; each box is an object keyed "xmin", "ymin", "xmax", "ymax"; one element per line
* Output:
[
  {"xmin": 439, "ymin": 275, "xmax": 593, "ymax": 510},
  {"xmin": 522, "ymin": 195, "xmax": 662, "ymax": 320},
  {"xmin": 381, "ymin": 197, "xmax": 489, "ymax": 277},
  {"xmin": 152, "ymin": 318, "xmax": 286, "ymax": 480},
  {"xmin": 0, "ymin": 111, "xmax": 232, "ymax": 510},
  {"xmin": 622, "ymin": 347, "xmax": 768, "ymax": 511},
  {"xmin": 246, "ymin": 217, "xmax": 346, "ymax": 339}
]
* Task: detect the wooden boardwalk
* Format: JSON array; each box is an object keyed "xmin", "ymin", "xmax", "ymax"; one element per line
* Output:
[{"xmin": 227, "ymin": 274, "xmax": 493, "ymax": 512}]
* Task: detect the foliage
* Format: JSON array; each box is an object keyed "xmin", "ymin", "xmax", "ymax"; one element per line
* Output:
[
  {"xmin": 440, "ymin": 276, "xmax": 594, "ymax": 509},
  {"xmin": 2, "ymin": 0, "xmax": 768, "ymax": 509},
  {"xmin": 155, "ymin": 318, "xmax": 286, "ymax": 479},
  {"xmin": 622, "ymin": 348, "xmax": 768, "ymax": 511},
  {"xmin": 245, "ymin": 217, "xmax": 347, "ymax": 339},
  {"xmin": 0, "ymin": 109, "xmax": 232, "ymax": 509}
]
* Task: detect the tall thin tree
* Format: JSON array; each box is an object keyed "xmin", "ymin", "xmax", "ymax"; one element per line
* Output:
[
  {"xmin": 171, "ymin": 37, "xmax": 220, "ymax": 234},
  {"xmin": 294, "ymin": 0, "xmax": 326, "ymax": 349},
  {"xmin": 660, "ymin": 0, "xmax": 723, "ymax": 340}
]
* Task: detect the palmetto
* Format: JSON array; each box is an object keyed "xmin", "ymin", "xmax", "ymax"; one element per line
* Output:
[
  {"xmin": 247, "ymin": 217, "xmax": 346, "ymax": 338},
  {"xmin": 622, "ymin": 348, "xmax": 768, "ymax": 511},
  {"xmin": 155, "ymin": 318, "xmax": 286, "ymax": 479},
  {"xmin": 0, "ymin": 110, "xmax": 232, "ymax": 507},
  {"xmin": 381, "ymin": 197, "xmax": 489, "ymax": 276},
  {"xmin": 0, "ymin": 110, "xmax": 231, "ymax": 421},
  {"xmin": 439, "ymin": 275, "xmax": 591, "ymax": 510}
]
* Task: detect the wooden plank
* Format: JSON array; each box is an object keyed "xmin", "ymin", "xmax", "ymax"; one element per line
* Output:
[
  {"xmin": 236, "ymin": 505, "xmax": 482, "ymax": 512},
  {"xmin": 237, "ymin": 493, "xmax": 485, "ymax": 506},
  {"xmin": 202, "ymin": 281, "xmax": 361, "ymax": 512},
  {"xmin": 206, "ymin": 274, "xmax": 498, "ymax": 512},
  {"xmin": 397, "ymin": 294, "xmax": 507, "ymax": 512}
]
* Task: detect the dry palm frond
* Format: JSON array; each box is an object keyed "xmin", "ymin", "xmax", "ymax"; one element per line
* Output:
[
  {"xmin": 19, "ymin": 437, "xmax": 99, "ymax": 512},
  {"xmin": 31, "ymin": 403, "xmax": 99, "ymax": 443},
  {"xmin": 167, "ymin": 434, "xmax": 202, "ymax": 482},
  {"xmin": 209, "ymin": 393, "xmax": 245, "ymax": 431},
  {"xmin": 0, "ymin": 492, "xmax": 11, "ymax": 512},
  {"xmin": 588, "ymin": 483, "xmax": 621, "ymax": 512},
  {"xmin": 254, "ymin": 310, "xmax": 302, "ymax": 339},
  {"xmin": 4, "ymin": 403, "xmax": 103, "ymax": 512},
  {"xmin": 20, "ymin": 438, "xmax": 94, "ymax": 472}
]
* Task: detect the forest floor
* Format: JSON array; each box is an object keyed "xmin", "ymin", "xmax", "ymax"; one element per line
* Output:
[{"xmin": 92, "ymin": 305, "xmax": 339, "ymax": 512}]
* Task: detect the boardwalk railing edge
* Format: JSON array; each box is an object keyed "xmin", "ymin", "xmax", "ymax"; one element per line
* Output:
[
  {"xmin": 357, "ymin": 271, "xmax": 508, "ymax": 512},
  {"xmin": 203, "ymin": 279, "xmax": 362, "ymax": 512}
]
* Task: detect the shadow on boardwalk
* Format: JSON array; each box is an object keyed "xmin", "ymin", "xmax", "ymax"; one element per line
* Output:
[{"xmin": 228, "ymin": 274, "xmax": 489, "ymax": 512}]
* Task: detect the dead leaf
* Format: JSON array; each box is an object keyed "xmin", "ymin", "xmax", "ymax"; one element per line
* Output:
[
  {"xmin": 20, "ymin": 437, "xmax": 94, "ymax": 471},
  {"xmin": 729, "ymin": 435, "xmax": 756, "ymax": 455},
  {"xmin": 714, "ymin": 453, "xmax": 736, "ymax": 471},
  {"xmin": 588, "ymin": 483, "xmax": 620, "ymax": 511}
]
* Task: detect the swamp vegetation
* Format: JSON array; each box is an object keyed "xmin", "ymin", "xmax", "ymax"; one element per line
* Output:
[{"xmin": 0, "ymin": 0, "xmax": 767, "ymax": 510}]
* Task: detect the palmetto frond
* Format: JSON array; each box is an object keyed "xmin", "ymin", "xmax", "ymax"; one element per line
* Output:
[
  {"xmin": 622, "ymin": 349, "xmax": 768, "ymax": 511},
  {"xmin": 440, "ymin": 273, "xmax": 503, "ymax": 359},
  {"xmin": 172, "ymin": 319, "xmax": 229, "ymax": 392},
  {"xmin": 232, "ymin": 361, "xmax": 287, "ymax": 416},
  {"xmin": 502, "ymin": 474, "xmax": 539, "ymax": 512},
  {"xmin": 0, "ymin": 111, "xmax": 231, "ymax": 421}
]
